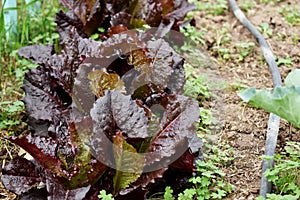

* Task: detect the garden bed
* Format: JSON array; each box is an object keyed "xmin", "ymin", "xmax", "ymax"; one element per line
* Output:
[{"xmin": 0, "ymin": 0, "xmax": 299, "ymax": 199}]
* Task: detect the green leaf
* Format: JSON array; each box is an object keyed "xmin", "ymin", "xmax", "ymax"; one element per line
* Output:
[
  {"xmin": 215, "ymin": 169, "xmax": 225, "ymax": 177},
  {"xmin": 112, "ymin": 132, "xmax": 144, "ymax": 193},
  {"xmin": 285, "ymin": 69, "xmax": 300, "ymax": 87},
  {"xmin": 164, "ymin": 186, "xmax": 175, "ymax": 200},
  {"xmin": 277, "ymin": 56, "xmax": 292, "ymax": 67},
  {"xmin": 202, "ymin": 171, "xmax": 215, "ymax": 178},
  {"xmin": 201, "ymin": 176, "xmax": 211, "ymax": 187},
  {"xmin": 286, "ymin": 182, "xmax": 298, "ymax": 192},
  {"xmin": 266, "ymin": 194, "xmax": 300, "ymax": 200},
  {"xmin": 178, "ymin": 188, "xmax": 196, "ymax": 200},
  {"xmin": 98, "ymin": 190, "xmax": 115, "ymax": 200},
  {"xmin": 189, "ymin": 176, "xmax": 202, "ymax": 184},
  {"xmin": 239, "ymin": 86, "xmax": 300, "ymax": 128}
]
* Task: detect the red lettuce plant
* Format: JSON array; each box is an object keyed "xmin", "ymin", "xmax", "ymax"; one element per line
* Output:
[
  {"xmin": 1, "ymin": 2, "xmax": 202, "ymax": 199},
  {"xmin": 56, "ymin": 0, "xmax": 196, "ymax": 37}
]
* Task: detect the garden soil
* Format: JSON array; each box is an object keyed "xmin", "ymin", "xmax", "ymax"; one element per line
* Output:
[
  {"xmin": 0, "ymin": 0, "xmax": 300, "ymax": 199},
  {"xmin": 193, "ymin": 0, "xmax": 300, "ymax": 199}
]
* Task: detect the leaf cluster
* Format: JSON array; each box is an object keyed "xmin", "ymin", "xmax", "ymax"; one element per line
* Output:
[
  {"xmin": 0, "ymin": 100, "xmax": 24, "ymax": 130},
  {"xmin": 192, "ymin": 0, "xmax": 227, "ymax": 16},
  {"xmin": 163, "ymin": 142, "xmax": 234, "ymax": 200},
  {"xmin": 264, "ymin": 142, "xmax": 300, "ymax": 199},
  {"xmin": 1, "ymin": 1, "xmax": 203, "ymax": 199},
  {"xmin": 57, "ymin": 0, "xmax": 197, "ymax": 37}
]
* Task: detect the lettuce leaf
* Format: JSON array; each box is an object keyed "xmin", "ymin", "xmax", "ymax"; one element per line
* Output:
[
  {"xmin": 2, "ymin": 4, "xmax": 202, "ymax": 198},
  {"xmin": 57, "ymin": 0, "xmax": 196, "ymax": 36}
]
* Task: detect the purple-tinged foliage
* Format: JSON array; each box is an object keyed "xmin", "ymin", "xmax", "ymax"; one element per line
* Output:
[
  {"xmin": 1, "ymin": 157, "xmax": 43, "ymax": 195},
  {"xmin": 1, "ymin": 1, "xmax": 202, "ymax": 199},
  {"xmin": 56, "ymin": 0, "xmax": 196, "ymax": 37}
]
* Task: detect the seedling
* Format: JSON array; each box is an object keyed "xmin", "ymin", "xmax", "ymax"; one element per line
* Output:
[
  {"xmin": 217, "ymin": 27, "xmax": 232, "ymax": 45},
  {"xmin": 90, "ymin": 27, "xmax": 106, "ymax": 41},
  {"xmin": 259, "ymin": 0, "xmax": 282, "ymax": 3},
  {"xmin": 276, "ymin": 56, "xmax": 292, "ymax": 67},
  {"xmin": 279, "ymin": 6, "xmax": 300, "ymax": 26},
  {"xmin": 180, "ymin": 24, "xmax": 206, "ymax": 51},
  {"xmin": 257, "ymin": 22, "xmax": 273, "ymax": 37},
  {"xmin": 234, "ymin": 41, "xmax": 255, "ymax": 62},
  {"xmin": 184, "ymin": 64, "xmax": 211, "ymax": 101},
  {"xmin": 164, "ymin": 142, "xmax": 234, "ymax": 199},
  {"xmin": 213, "ymin": 46, "xmax": 231, "ymax": 60},
  {"xmin": 292, "ymin": 34, "xmax": 300, "ymax": 44},
  {"xmin": 98, "ymin": 190, "xmax": 115, "ymax": 200},
  {"xmin": 239, "ymin": 0, "xmax": 256, "ymax": 12},
  {"xmin": 193, "ymin": 0, "xmax": 227, "ymax": 15},
  {"xmin": 0, "ymin": 100, "xmax": 24, "ymax": 130},
  {"xmin": 262, "ymin": 142, "xmax": 300, "ymax": 199}
]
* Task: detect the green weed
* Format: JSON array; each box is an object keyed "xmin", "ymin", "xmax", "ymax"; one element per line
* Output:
[
  {"xmin": 265, "ymin": 142, "xmax": 300, "ymax": 194},
  {"xmin": 259, "ymin": 0, "xmax": 283, "ymax": 3},
  {"xmin": 164, "ymin": 187, "xmax": 175, "ymax": 200},
  {"xmin": 292, "ymin": 34, "xmax": 300, "ymax": 45},
  {"xmin": 1, "ymin": 0, "xmax": 60, "ymax": 55},
  {"xmin": 0, "ymin": 100, "xmax": 24, "ymax": 130},
  {"xmin": 234, "ymin": 41, "xmax": 255, "ymax": 62},
  {"xmin": 239, "ymin": 0, "xmax": 256, "ymax": 12},
  {"xmin": 184, "ymin": 64, "xmax": 211, "ymax": 101},
  {"xmin": 90, "ymin": 27, "xmax": 106, "ymax": 41},
  {"xmin": 226, "ymin": 81, "xmax": 249, "ymax": 92},
  {"xmin": 279, "ymin": 5, "xmax": 300, "ymax": 26},
  {"xmin": 1, "ymin": 0, "xmax": 60, "ymax": 90},
  {"xmin": 276, "ymin": 56, "xmax": 292, "ymax": 67},
  {"xmin": 216, "ymin": 27, "xmax": 232, "ymax": 45},
  {"xmin": 180, "ymin": 24, "xmax": 206, "ymax": 51},
  {"xmin": 212, "ymin": 46, "xmax": 231, "ymax": 60},
  {"xmin": 98, "ymin": 190, "xmax": 115, "ymax": 200},
  {"xmin": 193, "ymin": 0, "xmax": 227, "ymax": 15},
  {"xmin": 199, "ymin": 108, "xmax": 214, "ymax": 132},
  {"xmin": 256, "ymin": 142, "xmax": 300, "ymax": 200},
  {"xmin": 211, "ymin": 26, "xmax": 232, "ymax": 61},
  {"xmin": 257, "ymin": 22, "xmax": 273, "ymax": 37},
  {"xmin": 164, "ymin": 142, "xmax": 234, "ymax": 200},
  {"xmin": 184, "ymin": 63, "xmax": 217, "ymax": 133}
]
